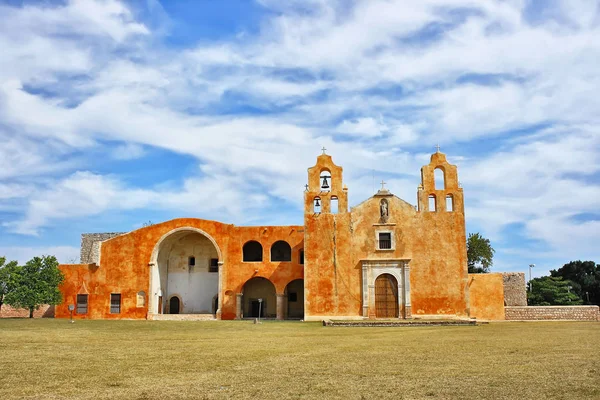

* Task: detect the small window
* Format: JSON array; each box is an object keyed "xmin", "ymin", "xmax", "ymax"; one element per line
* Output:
[
  {"xmin": 271, "ymin": 241, "xmax": 292, "ymax": 262},
  {"xmin": 76, "ymin": 294, "xmax": 88, "ymax": 314},
  {"xmin": 188, "ymin": 256, "xmax": 195, "ymax": 267},
  {"xmin": 136, "ymin": 291, "xmax": 146, "ymax": 308},
  {"xmin": 288, "ymin": 292, "xmax": 298, "ymax": 302},
  {"xmin": 429, "ymin": 195, "xmax": 436, "ymax": 212},
  {"xmin": 110, "ymin": 293, "xmax": 121, "ymax": 314},
  {"xmin": 446, "ymin": 195, "xmax": 454, "ymax": 212},
  {"xmin": 209, "ymin": 258, "xmax": 219, "ymax": 273},
  {"xmin": 299, "ymin": 250, "xmax": 304, "ymax": 265},
  {"xmin": 243, "ymin": 241, "xmax": 263, "ymax": 262},
  {"xmin": 378, "ymin": 232, "xmax": 392, "ymax": 250}
]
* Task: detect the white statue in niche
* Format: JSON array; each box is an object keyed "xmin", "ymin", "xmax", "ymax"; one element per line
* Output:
[{"xmin": 380, "ymin": 199, "xmax": 389, "ymax": 222}]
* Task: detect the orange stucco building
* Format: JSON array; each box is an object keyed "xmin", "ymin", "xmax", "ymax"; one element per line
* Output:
[{"xmin": 56, "ymin": 150, "xmax": 514, "ymax": 321}]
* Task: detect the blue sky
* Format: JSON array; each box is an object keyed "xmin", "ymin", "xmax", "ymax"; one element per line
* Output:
[{"xmin": 0, "ymin": 0, "xmax": 598, "ymax": 278}]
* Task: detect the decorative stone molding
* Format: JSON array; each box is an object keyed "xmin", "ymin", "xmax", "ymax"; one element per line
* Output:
[{"xmin": 361, "ymin": 259, "xmax": 411, "ymax": 319}]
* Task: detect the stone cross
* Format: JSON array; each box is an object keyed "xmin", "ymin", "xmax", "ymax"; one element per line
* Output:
[
  {"xmin": 380, "ymin": 180, "xmax": 387, "ymax": 190},
  {"xmin": 321, "ymin": 146, "xmax": 327, "ymax": 154},
  {"xmin": 435, "ymin": 144, "xmax": 441, "ymax": 153}
]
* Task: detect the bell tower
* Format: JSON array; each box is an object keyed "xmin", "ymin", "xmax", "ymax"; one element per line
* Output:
[
  {"xmin": 417, "ymin": 148, "xmax": 464, "ymax": 214},
  {"xmin": 304, "ymin": 148, "xmax": 348, "ymax": 215}
]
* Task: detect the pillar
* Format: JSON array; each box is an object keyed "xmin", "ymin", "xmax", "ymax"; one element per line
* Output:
[
  {"xmin": 236, "ymin": 293, "xmax": 243, "ymax": 320},
  {"xmin": 276, "ymin": 294, "xmax": 285, "ymax": 320},
  {"xmin": 217, "ymin": 261, "xmax": 224, "ymax": 320}
]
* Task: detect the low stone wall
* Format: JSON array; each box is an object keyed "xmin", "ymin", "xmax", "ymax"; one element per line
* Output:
[
  {"xmin": 505, "ymin": 306, "xmax": 599, "ymax": 321},
  {"xmin": 0, "ymin": 304, "xmax": 55, "ymax": 318}
]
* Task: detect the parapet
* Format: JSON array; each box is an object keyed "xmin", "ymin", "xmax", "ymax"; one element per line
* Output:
[{"xmin": 80, "ymin": 233, "xmax": 125, "ymax": 264}]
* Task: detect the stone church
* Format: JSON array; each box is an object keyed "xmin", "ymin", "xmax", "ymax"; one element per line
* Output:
[{"xmin": 57, "ymin": 150, "xmax": 522, "ymax": 321}]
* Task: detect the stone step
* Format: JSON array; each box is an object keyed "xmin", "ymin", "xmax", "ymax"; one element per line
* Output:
[
  {"xmin": 324, "ymin": 319, "xmax": 479, "ymax": 327},
  {"xmin": 148, "ymin": 314, "xmax": 216, "ymax": 321}
]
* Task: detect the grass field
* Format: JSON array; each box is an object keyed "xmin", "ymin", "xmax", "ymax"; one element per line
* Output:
[{"xmin": 0, "ymin": 320, "xmax": 598, "ymax": 399}]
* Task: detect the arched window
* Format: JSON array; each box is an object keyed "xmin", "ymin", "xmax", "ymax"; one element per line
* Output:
[
  {"xmin": 429, "ymin": 194, "xmax": 436, "ymax": 212},
  {"xmin": 243, "ymin": 241, "xmax": 263, "ymax": 262},
  {"xmin": 136, "ymin": 291, "xmax": 146, "ymax": 308},
  {"xmin": 314, "ymin": 197, "xmax": 321, "ymax": 213},
  {"xmin": 320, "ymin": 170, "xmax": 331, "ymax": 192},
  {"xmin": 271, "ymin": 241, "xmax": 292, "ymax": 262},
  {"xmin": 331, "ymin": 196, "xmax": 339, "ymax": 213},
  {"xmin": 434, "ymin": 168, "xmax": 445, "ymax": 190},
  {"xmin": 446, "ymin": 194, "xmax": 454, "ymax": 212}
]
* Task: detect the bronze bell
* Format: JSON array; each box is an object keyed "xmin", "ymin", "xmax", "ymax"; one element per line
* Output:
[
  {"xmin": 321, "ymin": 176, "xmax": 330, "ymax": 189},
  {"xmin": 315, "ymin": 198, "xmax": 321, "ymax": 207}
]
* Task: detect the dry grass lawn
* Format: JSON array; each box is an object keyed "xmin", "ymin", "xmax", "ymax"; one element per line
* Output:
[{"xmin": 0, "ymin": 319, "xmax": 598, "ymax": 399}]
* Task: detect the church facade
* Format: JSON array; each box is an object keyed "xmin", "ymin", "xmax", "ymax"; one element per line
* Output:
[{"xmin": 56, "ymin": 150, "xmax": 514, "ymax": 321}]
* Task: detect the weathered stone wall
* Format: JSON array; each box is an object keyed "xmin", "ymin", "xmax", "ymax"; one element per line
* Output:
[
  {"xmin": 468, "ymin": 273, "xmax": 505, "ymax": 320},
  {"xmin": 80, "ymin": 232, "xmax": 125, "ymax": 264},
  {"xmin": 505, "ymin": 306, "xmax": 599, "ymax": 321},
  {"xmin": 0, "ymin": 304, "xmax": 54, "ymax": 318},
  {"xmin": 502, "ymin": 272, "xmax": 527, "ymax": 306}
]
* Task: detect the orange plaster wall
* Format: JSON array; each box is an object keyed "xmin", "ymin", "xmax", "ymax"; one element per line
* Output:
[
  {"xmin": 468, "ymin": 273, "xmax": 505, "ymax": 320},
  {"xmin": 304, "ymin": 151, "xmax": 469, "ymax": 319},
  {"xmin": 57, "ymin": 218, "xmax": 304, "ymax": 320}
]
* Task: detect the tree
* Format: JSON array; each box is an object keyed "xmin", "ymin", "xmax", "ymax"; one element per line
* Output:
[
  {"xmin": 528, "ymin": 276, "xmax": 584, "ymax": 306},
  {"xmin": 0, "ymin": 256, "xmax": 19, "ymax": 312},
  {"xmin": 4, "ymin": 256, "xmax": 64, "ymax": 318},
  {"xmin": 550, "ymin": 260, "xmax": 599, "ymax": 305},
  {"xmin": 467, "ymin": 232, "xmax": 495, "ymax": 273}
]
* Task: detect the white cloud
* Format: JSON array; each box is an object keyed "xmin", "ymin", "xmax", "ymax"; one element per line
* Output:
[
  {"xmin": 0, "ymin": 246, "xmax": 80, "ymax": 265},
  {"xmin": 0, "ymin": 0, "xmax": 598, "ymax": 267}
]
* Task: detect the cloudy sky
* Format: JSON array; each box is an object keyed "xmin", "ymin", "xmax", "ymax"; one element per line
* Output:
[{"xmin": 0, "ymin": 0, "xmax": 598, "ymax": 277}]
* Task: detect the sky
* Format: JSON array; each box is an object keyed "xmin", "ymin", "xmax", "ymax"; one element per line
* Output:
[{"xmin": 0, "ymin": 0, "xmax": 598, "ymax": 278}]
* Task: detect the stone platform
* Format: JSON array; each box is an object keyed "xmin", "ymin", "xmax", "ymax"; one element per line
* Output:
[
  {"xmin": 148, "ymin": 314, "xmax": 216, "ymax": 321},
  {"xmin": 323, "ymin": 319, "xmax": 480, "ymax": 327}
]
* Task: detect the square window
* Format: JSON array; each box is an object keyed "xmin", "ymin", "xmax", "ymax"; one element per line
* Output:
[
  {"xmin": 209, "ymin": 258, "xmax": 219, "ymax": 273},
  {"xmin": 288, "ymin": 292, "xmax": 298, "ymax": 302},
  {"xmin": 110, "ymin": 293, "xmax": 121, "ymax": 314},
  {"xmin": 378, "ymin": 232, "xmax": 392, "ymax": 250},
  {"xmin": 76, "ymin": 294, "xmax": 88, "ymax": 314}
]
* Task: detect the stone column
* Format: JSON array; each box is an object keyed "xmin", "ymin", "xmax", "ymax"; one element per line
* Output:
[
  {"xmin": 235, "ymin": 293, "xmax": 243, "ymax": 320},
  {"xmin": 276, "ymin": 294, "xmax": 286, "ymax": 320},
  {"xmin": 368, "ymin": 284, "xmax": 376, "ymax": 319},
  {"xmin": 217, "ymin": 261, "xmax": 224, "ymax": 320},
  {"xmin": 362, "ymin": 264, "xmax": 369, "ymax": 317}
]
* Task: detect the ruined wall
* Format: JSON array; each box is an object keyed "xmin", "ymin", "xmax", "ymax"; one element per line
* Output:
[
  {"xmin": 80, "ymin": 232, "xmax": 125, "ymax": 264},
  {"xmin": 502, "ymin": 272, "xmax": 527, "ymax": 306},
  {"xmin": 468, "ymin": 273, "xmax": 505, "ymax": 320},
  {"xmin": 505, "ymin": 306, "xmax": 599, "ymax": 321}
]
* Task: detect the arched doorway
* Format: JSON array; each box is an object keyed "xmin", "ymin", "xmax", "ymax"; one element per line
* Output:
[
  {"xmin": 169, "ymin": 296, "xmax": 180, "ymax": 314},
  {"xmin": 375, "ymin": 274, "xmax": 399, "ymax": 318},
  {"xmin": 285, "ymin": 279, "xmax": 304, "ymax": 319},
  {"xmin": 242, "ymin": 277, "xmax": 276, "ymax": 318},
  {"xmin": 150, "ymin": 229, "xmax": 221, "ymax": 314}
]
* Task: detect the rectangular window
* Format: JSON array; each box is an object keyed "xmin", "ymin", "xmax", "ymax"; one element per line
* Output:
[
  {"xmin": 76, "ymin": 294, "xmax": 88, "ymax": 314},
  {"xmin": 188, "ymin": 256, "xmax": 195, "ymax": 267},
  {"xmin": 299, "ymin": 250, "xmax": 304, "ymax": 265},
  {"xmin": 209, "ymin": 258, "xmax": 219, "ymax": 273},
  {"xmin": 378, "ymin": 232, "xmax": 392, "ymax": 250},
  {"xmin": 110, "ymin": 293, "xmax": 121, "ymax": 314},
  {"xmin": 288, "ymin": 292, "xmax": 298, "ymax": 302}
]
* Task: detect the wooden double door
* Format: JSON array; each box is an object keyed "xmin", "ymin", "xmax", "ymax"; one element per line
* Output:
[{"xmin": 375, "ymin": 274, "xmax": 399, "ymax": 318}]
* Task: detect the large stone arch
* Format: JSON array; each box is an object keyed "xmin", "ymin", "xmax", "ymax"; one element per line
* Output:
[{"xmin": 149, "ymin": 227, "xmax": 223, "ymax": 316}]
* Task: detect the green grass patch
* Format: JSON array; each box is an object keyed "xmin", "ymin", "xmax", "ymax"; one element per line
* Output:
[{"xmin": 0, "ymin": 319, "xmax": 598, "ymax": 399}]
